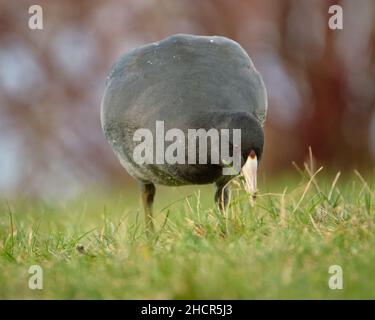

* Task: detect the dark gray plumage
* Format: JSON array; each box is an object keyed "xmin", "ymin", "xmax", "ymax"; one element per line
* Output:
[{"xmin": 101, "ymin": 34, "xmax": 267, "ymax": 231}]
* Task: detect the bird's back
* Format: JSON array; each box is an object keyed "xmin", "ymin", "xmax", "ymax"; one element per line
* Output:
[{"xmin": 101, "ymin": 34, "xmax": 267, "ymax": 129}]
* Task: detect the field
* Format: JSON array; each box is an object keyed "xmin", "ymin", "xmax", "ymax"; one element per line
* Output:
[{"xmin": 0, "ymin": 166, "xmax": 374, "ymax": 299}]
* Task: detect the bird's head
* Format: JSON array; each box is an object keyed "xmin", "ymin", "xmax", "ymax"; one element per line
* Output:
[
  {"xmin": 228, "ymin": 112, "xmax": 264, "ymax": 196},
  {"xmin": 196, "ymin": 110, "xmax": 264, "ymax": 195}
]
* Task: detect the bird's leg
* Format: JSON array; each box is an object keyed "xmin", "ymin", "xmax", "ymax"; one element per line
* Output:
[
  {"xmin": 214, "ymin": 181, "xmax": 230, "ymax": 214},
  {"xmin": 140, "ymin": 182, "xmax": 156, "ymax": 234}
]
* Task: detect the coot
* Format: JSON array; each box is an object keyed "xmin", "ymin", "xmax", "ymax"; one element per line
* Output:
[{"xmin": 101, "ymin": 34, "xmax": 267, "ymax": 231}]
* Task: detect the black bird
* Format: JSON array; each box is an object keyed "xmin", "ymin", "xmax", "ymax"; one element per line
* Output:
[{"xmin": 101, "ymin": 34, "xmax": 267, "ymax": 231}]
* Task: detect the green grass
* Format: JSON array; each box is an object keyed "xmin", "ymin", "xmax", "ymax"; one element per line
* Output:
[{"xmin": 0, "ymin": 166, "xmax": 374, "ymax": 299}]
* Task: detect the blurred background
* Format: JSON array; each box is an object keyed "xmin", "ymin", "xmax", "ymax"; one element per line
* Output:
[{"xmin": 0, "ymin": 0, "xmax": 374, "ymax": 199}]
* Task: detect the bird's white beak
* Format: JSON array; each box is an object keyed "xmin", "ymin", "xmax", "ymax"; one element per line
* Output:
[{"xmin": 241, "ymin": 151, "xmax": 258, "ymax": 197}]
